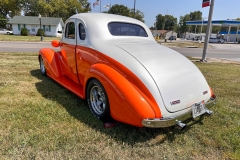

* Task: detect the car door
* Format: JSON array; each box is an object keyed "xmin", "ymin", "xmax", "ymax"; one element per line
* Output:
[
  {"xmin": 60, "ymin": 18, "xmax": 80, "ymax": 84},
  {"xmin": 75, "ymin": 19, "xmax": 98, "ymax": 86}
]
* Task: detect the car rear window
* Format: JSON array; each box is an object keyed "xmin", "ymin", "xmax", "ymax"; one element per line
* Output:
[{"xmin": 108, "ymin": 22, "xmax": 148, "ymax": 37}]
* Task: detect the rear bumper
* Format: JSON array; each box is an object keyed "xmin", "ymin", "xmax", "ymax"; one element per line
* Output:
[{"xmin": 142, "ymin": 96, "xmax": 216, "ymax": 128}]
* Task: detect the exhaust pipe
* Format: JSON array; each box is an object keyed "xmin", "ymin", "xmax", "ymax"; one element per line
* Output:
[
  {"xmin": 205, "ymin": 108, "xmax": 213, "ymax": 116},
  {"xmin": 175, "ymin": 120, "xmax": 186, "ymax": 130}
]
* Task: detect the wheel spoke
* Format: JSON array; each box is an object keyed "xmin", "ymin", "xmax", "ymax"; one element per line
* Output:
[{"xmin": 90, "ymin": 85, "xmax": 107, "ymax": 115}]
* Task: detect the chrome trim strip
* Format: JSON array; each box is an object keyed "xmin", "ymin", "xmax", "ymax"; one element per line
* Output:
[{"xmin": 142, "ymin": 97, "xmax": 216, "ymax": 128}]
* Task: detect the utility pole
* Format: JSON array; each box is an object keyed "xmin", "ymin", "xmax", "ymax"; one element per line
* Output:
[
  {"xmin": 133, "ymin": 0, "xmax": 136, "ymax": 18},
  {"xmin": 201, "ymin": 0, "xmax": 215, "ymax": 61}
]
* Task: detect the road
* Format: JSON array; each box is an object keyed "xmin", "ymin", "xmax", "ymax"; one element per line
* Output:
[
  {"xmin": 169, "ymin": 43, "xmax": 240, "ymax": 62},
  {"xmin": 0, "ymin": 41, "xmax": 239, "ymax": 62},
  {"xmin": 0, "ymin": 41, "xmax": 58, "ymax": 52}
]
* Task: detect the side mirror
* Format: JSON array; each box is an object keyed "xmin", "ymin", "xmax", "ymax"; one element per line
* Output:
[{"xmin": 51, "ymin": 40, "xmax": 60, "ymax": 47}]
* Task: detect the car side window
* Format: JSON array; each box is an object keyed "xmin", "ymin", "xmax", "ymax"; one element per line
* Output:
[
  {"xmin": 65, "ymin": 22, "xmax": 75, "ymax": 39},
  {"xmin": 79, "ymin": 23, "xmax": 86, "ymax": 40}
]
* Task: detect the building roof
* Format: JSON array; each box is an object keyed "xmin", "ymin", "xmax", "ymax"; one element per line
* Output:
[
  {"xmin": 186, "ymin": 20, "xmax": 240, "ymax": 27},
  {"xmin": 219, "ymin": 31, "xmax": 240, "ymax": 34},
  {"xmin": 8, "ymin": 16, "xmax": 64, "ymax": 26}
]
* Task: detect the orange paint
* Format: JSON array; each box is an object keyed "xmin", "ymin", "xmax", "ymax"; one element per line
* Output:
[
  {"xmin": 85, "ymin": 65, "xmax": 155, "ymax": 127},
  {"xmin": 39, "ymin": 44, "xmax": 162, "ymax": 127},
  {"xmin": 209, "ymin": 86, "xmax": 215, "ymax": 98},
  {"xmin": 51, "ymin": 40, "xmax": 60, "ymax": 47},
  {"xmin": 85, "ymin": 47, "xmax": 162, "ymax": 118},
  {"xmin": 39, "ymin": 48, "xmax": 63, "ymax": 77}
]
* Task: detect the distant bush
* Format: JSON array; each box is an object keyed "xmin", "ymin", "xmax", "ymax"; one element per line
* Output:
[
  {"xmin": 37, "ymin": 29, "xmax": 45, "ymax": 36},
  {"xmin": 21, "ymin": 28, "xmax": 29, "ymax": 36}
]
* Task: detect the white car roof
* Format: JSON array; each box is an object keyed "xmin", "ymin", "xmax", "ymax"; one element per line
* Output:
[
  {"xmin": 70, "ymin": 13, "xmax": 144, "ymax": 25},
  {"xmin": 68, "ymin": 13, "xmax": 154, "ymax": 42}
]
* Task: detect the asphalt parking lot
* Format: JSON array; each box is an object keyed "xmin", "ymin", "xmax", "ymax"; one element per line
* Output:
[
  {"xmin": 162, "ymin": 38, "xmax": 240, "ymax": 62},
  {"xmin": 207, "ymin": 43, "xmax": 240, "ymax": 62}
]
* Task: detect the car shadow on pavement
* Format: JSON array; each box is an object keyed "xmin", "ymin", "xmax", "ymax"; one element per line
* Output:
[{"xmin": 30, "ymin": 69, "xmax": 207, "ymax": 145}]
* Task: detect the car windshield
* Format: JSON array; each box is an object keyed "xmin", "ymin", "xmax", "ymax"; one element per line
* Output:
[{"xmin": 108, "ymin": 22, "xmax": 148, "ymax": 37}]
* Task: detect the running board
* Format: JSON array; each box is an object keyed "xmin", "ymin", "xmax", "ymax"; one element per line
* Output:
[{"xmin": 47, "ymin": 74, "xmax": 84, "ymax": 99}]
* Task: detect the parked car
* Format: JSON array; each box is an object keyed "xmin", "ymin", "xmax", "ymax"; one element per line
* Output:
[
  {"xmin": 209, "ymin": 38, "xmax": 225, "ymax": 43},
  {"xmin": 0, "ymin": 28, "xmax": 13, "ymax": 34},
  {"xmin": 168, "ymin": 36, "xmax": 176, "ymax": 40},
  {"xmin": 194, "ymin": 36, "xmax": 200, "ymax": 41},
  {"xmin": 39, "ymin": 13, "xmax": 216, "ymax": 129}
]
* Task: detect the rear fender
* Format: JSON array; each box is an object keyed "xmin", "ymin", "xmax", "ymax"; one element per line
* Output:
[
  {"xmin": 84, "ymin": 63, "xmax": 157, "ymax": 127},
  {"xmin": 39, "ymin": 48, "xmax": 63, "ymax": 77}
]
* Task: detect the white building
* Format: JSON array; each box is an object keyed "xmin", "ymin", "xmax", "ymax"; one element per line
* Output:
[
  {"xmin": 8, "ymin": 16, "xmax": 64, "ymax": 37},
  {"xmin": 151, "ymin": 30, "xmax": 177, "ymax": 39},
  {"xmin": 186, "ymin": 20, "xmax": 240, "ymax": 43},
  {"xmin": 185, "ymin": 32, "xmax": 217, "ymax": 41}
]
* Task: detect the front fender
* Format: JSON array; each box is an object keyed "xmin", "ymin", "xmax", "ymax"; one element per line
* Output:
[
  {"xmin": 84, "ymin": 63, "xmax": 158, "ymax": 127},
  {"xmin": 39, "ymin": 48, "xmax": 63, "ymax": 77}
]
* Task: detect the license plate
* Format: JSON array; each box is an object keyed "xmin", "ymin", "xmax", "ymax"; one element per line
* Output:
[{"xmin": 191, "ymin": 101, "xmax": 206, "ymax": 118}]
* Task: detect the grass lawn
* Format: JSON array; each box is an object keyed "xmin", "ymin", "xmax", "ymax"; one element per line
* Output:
[
  {"xmin": 0, "ymin": 52, "xmax": 239, "ymax": 159},
  {"xmin": 0, "ymin": 35, "xmax": 61, "ymax": 42}
]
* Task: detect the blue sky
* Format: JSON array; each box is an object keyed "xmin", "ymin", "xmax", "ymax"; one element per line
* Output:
[{"xmin": 90, "ymin": 0, "xmax": 240, "ymax": 27}]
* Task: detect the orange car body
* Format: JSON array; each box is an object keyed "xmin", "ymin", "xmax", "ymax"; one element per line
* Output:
[{"xmin": 39, "ymin": 13, "xmax": 216, "ymax": 128}]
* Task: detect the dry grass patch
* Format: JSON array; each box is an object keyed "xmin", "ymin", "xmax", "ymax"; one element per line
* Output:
[
  {"xmin": 162, "ymin": 41, "xmax": 205, "ymax": 48},
  {"xmin": 0, "ymin": 52, "xmax": 239, "ymax": 159}
]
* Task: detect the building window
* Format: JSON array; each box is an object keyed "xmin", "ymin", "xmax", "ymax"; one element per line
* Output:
[{"xmin": 31, "ymin": 25, "xmax": 35, "ymax": 32}]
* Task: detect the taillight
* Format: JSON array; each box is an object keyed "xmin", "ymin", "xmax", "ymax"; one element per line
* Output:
[{"xmin": 209, "ymin": 87, "xmax": 216, "ymax": 98}]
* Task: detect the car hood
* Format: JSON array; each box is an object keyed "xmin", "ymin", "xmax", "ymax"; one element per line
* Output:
[{"xmin": 115, "ymin": 41, "xmax": 210, "ymax": 113}]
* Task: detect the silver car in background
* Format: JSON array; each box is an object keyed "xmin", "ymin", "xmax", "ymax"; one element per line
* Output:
[{"xmin": 0, "ymin": 28, "xmax": 13, "ymax": 34}]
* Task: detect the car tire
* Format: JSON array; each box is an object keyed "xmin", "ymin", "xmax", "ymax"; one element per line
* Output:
[
  {"xmin": 87, "ymin": 79, "xmax": 112, "ymax": 122},
  {"xmin": 39, "ymin": 56, "xmax": 46, "ymax": 75}
]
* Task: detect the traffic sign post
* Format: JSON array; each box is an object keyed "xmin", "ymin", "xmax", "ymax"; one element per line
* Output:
[{"xmin": 201, "ymin": 0, "xmax": 215, "ymax": 62}]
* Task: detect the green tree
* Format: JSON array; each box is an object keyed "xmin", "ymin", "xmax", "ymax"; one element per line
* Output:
[
  {"xmin": 130, "ymin": 9, "xmax": 144, "ymax": 22},
  {"xmin": 189, "ymin": 11, "xmax": 202, "ymax": 33},
  {"xmin": 178, "ymin": 14, "xmax": 191, "ymax": 36},
  {"xmin": 107, "ymin": 4, "xmax": 144, "ymax": 22},
  {"xmin": 0, "ymin": 14, "xmax": 7, "ymax": 28},
  {"xmin": 107, "ymin": 4, "xmax": 130, "ymax": 17},
  {"xmin": 21, "ymin": 0, "xmax": 90, "ymax": 21},
  {"xmin": 155, "ymin": 14, "xmax": 165, "ymax": 30},
  {"xmin": 179, "ymin": 14, "xmax": 190, "ymax": 34},
  {"xmin": 0, "ymin": 0, "xmax": 22, "ymax": 18},
  {"xmin": 149, "ymin": 26, "xmax": 154, "ymax": 30},
  {"xmin": 22, "ymin": 0, "xmax": 40, "ymax": 16},
  {"xmin": 211, "ymin": 26, "xmax": 221, "ymax": 33},
  {"xmin": 155, "ymin": 14, "xmax": 177, "ymax": 31}
]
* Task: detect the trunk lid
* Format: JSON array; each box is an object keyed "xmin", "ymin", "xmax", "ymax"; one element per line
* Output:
[{"xmin": 116, "ymin": 42, "xmax": 210, "ymax": 112}]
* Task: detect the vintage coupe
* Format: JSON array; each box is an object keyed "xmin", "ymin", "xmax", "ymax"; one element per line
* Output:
[{"xmin": 39, "ymin": 13, "xmax": 216, "ymax": 129}]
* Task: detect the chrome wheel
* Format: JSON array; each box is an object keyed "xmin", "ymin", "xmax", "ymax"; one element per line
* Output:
[
  {"xmin": 87, "ymin": 79, "xmax": 112, "ymax": 122},
  {"xmin": 90, "ymin": 85, "xmax": 106, "ymax": 115},
  {"xmin": 39, "ymin": 56, "xmax": 46, "ymax": 75}
]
